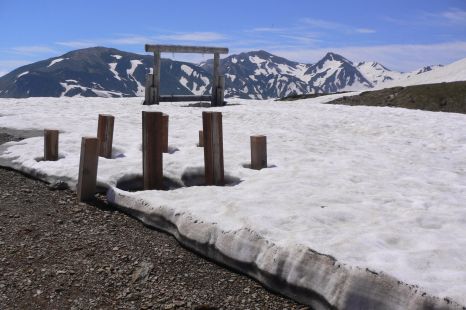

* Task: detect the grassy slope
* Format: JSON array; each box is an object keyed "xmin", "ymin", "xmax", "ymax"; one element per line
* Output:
[{"xmin": 327, "ymin": 81, "xmax": 466, "ymax": 114}]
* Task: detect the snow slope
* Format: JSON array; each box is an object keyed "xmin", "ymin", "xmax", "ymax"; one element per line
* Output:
[
  {"xmin": 381, "ymin": 57, "xmax": 466, "ymax": 88},
  {"xmin": 0, "ymin": 97, "xmax": 465, "ymax": 308}
]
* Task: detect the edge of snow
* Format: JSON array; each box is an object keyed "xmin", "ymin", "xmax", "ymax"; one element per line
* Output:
[
  {"xmin": 0, "ymin": 126, "xmax": 463, "ymax": 309},
  {"xmin": 107, "ymin": 187, "xmax": 462, "ymax": 310}
]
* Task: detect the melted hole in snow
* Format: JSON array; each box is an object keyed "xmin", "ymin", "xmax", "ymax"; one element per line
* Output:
[
  {"xmin": 116, "ymin": 175, "xmax": 184, "ymax": 192},
  {"xmin": 111, "ymin": 147, "xmax": 126, "ymax": 159},
  {"xmin": 241, "ymin": 163, "xmax": 277, "ymax": 169},
  {"xmin": 167, "ymin": 146, "xmax": 180, "ymax": 154},
  {"xmin": 35, "ymin": 154, "xmax": 65, "ymax": 162},
  {"xmin": 116, "ymin": 167, "xmax": 241, "ymax": 192},
  {"xmin": 181, "ymin": 166, "xmax": 241, "ymax": 187}
]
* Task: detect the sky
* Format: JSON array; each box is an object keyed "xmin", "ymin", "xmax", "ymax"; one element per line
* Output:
[{"xmin": 0, "ymin": 0, "xmax": 465, "ymax": 76}]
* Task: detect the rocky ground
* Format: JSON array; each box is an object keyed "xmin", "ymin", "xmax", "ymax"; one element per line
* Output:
[
  {"xmin": 0, "ymin": 133, "xmax": 308, "ymax": 309},
  {"xmin": 327, "ymin": 81, "xmax": 466, "ymax": 114}
]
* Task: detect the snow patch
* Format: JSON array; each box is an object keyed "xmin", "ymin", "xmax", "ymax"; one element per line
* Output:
[
  {"xmin": 47, "ymin": 58, "xmax": 66, "ymax": 68},
  {"xmin": 108, "ymin": 63, "xmax": 121, "ymax": 81}
]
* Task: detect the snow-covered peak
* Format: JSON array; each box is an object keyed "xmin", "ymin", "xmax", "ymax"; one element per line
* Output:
[
  {"xmin": 319, "ymin": 52, "xmax": 353, "ymax": 66},
  {"xmin": 356, "ymin": 61, "xmax": 403, "ymax": 85}
]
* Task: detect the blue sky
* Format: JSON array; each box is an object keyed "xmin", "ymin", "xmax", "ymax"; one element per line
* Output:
[{"xmin": 0, "ymin": 0, "xmax": 465, "ymax": 76}]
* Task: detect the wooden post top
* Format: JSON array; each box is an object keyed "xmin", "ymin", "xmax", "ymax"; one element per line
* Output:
[{"xmin": 145, "ymin": 44, "xmax": 229, "ymax": 54}]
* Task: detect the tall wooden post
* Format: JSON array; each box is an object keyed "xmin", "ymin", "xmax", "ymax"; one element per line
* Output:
[
  {"xmin": 216, "ymin": 75, "xmax": 225, "ymax": 106},
  {"xmin": 153, "ymin": 52, "xmax": 161, "ymax": 105},
  {"xmin": 77, "ymin": 137, "xmax": 99, "ymax": 202},
  {"xmin": 251, "ymin": 135, "xmax": 267, "ymax": 170},
  {"xmin": 144, "ymin": 73, "xmax": 154, "ymax": 105},
  {"xmin": 203, "ymin": 112, "xmax": 224, "ymax": 185},
  {"xmin": 44, "ymin": 129, "xmax": 59, "ymax": 161},
  {"xmin": 198, "ymin": 130, "xmax": 204, "ymax": 147},
  {"xmin": 162, "ymin": 113, "xmax": 169, "ymax": 153},
  {"xmin": 142, "ymin": 111, "xmax": 164, "ymax": 190},
  {"xmin": 97, "ymin": 114, "xmax": 114, "ymax": 159},
  {"xmin": 211, "ymin": 53, "xmax": 220, "ymax": 106}
]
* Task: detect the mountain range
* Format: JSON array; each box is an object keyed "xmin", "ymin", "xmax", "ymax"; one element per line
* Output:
[{"xmin": 0, "ymin": 46, "xmax": 464, "ymax": 99}]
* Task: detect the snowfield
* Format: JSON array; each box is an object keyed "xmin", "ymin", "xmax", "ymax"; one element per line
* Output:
[{"xmin": 0, "ymin": 96, "xmax": 465, "ymax": 308}]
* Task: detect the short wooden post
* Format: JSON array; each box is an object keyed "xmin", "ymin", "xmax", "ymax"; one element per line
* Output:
[
  {"xmin": 142, "ymin": 111, "xmax": 164, "ymax": 190},
  {"xmin": 251, "ymin": 135, "xmax": 267, "ymax": 170},
  {"xmin": 44, "ymin": 129, "xmax": 59, "ymax": 161},
  {"xmin": 162, "ymin": 113, "xmax": 169, "ymax": 153},
  {"xmin": 198, "ymin": 130, "xmax": 204, "ymax": 147},
  {"xmin": 77, "ymin": 137, "xmax": 99, "ymax": 202},
  {"xmin": 97, "ymin": 114, "xmax": 114, "ymax": 159},
  {"xmin": 216, "ymin": 76, "xmax": 225, "ymax": 106},
  {"xmin": 202, "ymin": 112, "xmax": 224, "ymax": 185}
]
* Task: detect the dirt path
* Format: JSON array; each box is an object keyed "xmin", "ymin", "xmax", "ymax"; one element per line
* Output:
[{"xmin": 0, "ymin": 133, "xmax": 307, "ymax": 309}]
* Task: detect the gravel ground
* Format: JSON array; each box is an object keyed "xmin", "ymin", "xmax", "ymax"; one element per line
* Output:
[{"xmin": 0, "ymin": 133, "xmax": 308, "ymax": 309}]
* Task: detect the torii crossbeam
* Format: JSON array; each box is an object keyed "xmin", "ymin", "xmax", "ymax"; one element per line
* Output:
[{"xmin": 144, "ymin": 44, "xmax": 229, "ymax": 106}]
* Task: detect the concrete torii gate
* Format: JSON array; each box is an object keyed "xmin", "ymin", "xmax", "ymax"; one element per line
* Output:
[{"xmin": 144, "ymin": 44, "xmax": 229, "ymax": 106}]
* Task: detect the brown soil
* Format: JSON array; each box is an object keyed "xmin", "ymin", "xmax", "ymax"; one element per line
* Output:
[{"xmin": 0, "ymin": 133, "xmax": 308, "ymax": 309}]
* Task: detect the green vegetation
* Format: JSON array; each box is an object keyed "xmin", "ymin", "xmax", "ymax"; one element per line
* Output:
[
  {"xmin": 277, "ymin": 91, "xmax": 350, "ymax": 101},
  {"xmin": 327, "ymin": 81, "xmax": 466, "ymax": 114}
]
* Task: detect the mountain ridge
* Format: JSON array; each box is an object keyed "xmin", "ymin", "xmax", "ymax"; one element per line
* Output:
[{"xmin": 0, "ymin": 46, "xmax": 464, "ymax": 99}]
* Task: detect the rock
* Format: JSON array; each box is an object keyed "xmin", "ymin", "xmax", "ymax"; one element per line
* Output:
[
  {"xmin": 48, "ymin": 181, "xmax": 69, "ymax": 191},
  {"xmin": 131, "ymin": 261, "xmax": 153, "ymax": 283}
]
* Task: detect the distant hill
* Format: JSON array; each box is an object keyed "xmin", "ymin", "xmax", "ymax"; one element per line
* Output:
[
  {"xmin": 327, "ymin": 81, "xmax": 466, "ymax": 114},
  {"xmin": 0, "ymin": 46, "xmax": 465, "ymax": 99}
]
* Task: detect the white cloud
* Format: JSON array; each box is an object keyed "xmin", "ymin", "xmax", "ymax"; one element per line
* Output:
[
  {"xmin": 0, "ymin": 71, "xmax": 6, "ymax": 77},
  {"xmin": 108, "ymin": 36, "xmax": 152, "ymax": 45},
  {"xmin": 157, "ymin": 32, "xmax": 226, "ymax": 42},
  {"xmin": 250, "ymin": 27, "xmax": 287, "ymax": 33},
  {"xmin": 56, "ymin": 40, "xmax": 98, "ymax": 48},
  {"xmin": 441, "ymin": 8, "xmax": 466, "ymax": 24},
  {"xmin": 269, "ymin": 41, "xmax": 466, "ymax": 71},
  {"xmin": 10, "ymin": 45, "xmax": 56, "ymax": 55},
  {"xmin": 300, "ymin": 18, "xmax": 376, "ymax": 34},
  {"xmin": 356, "ymin": 28, "xmax": 376, "ymax": 34}
]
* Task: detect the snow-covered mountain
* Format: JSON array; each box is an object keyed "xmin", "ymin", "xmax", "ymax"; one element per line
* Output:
[
  {"xmin": 0, "ymin": 47, "xmax": 465, "ymax": 99},
  {"xmin": 0, "ymin": 47, "xmax": 212, "ymax": 98},
  {"xmin": 201, "ymin": 50, "xmax": 317, "ymax": 99}
]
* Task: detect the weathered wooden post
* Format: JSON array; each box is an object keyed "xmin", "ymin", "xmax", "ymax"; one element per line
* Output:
[
  {"xmin": 44, "ymin": 129, "xmax": 59, "ymax": 161},
  {"xmin": 97, "ymin": 114, "xmax": 114, "ymax": 159},
  {"xmin": 202, "ymin": 112, "xmax": 224, "ymax": 185},
  {"xmin": 142, "ymin": 111, "xmax": 164, "ymax": 190},
  {"xmin": 162, "ymin": 113, "xmax": 169, "ymax": 153},
  {"xmin": 216, "ymin": 75, "xmax": 225, "ymax": 106},
  {"xmin": 250, "ymin": 135, "xmax": 267, "ymax": 170},
  {"xmin": 144, "ymin": 73, "xmax": 154, "ymax": 105},
  {"xmin": 77, "ymin": 137, "xmax": 99, "ymax": 202},
  {"xmin": 198, "ymin": 130, "xmax": 204, "ymax": 147},
  {"xmin": 211, "ymin": 53, "xmax": 220, "ymax": 106}
]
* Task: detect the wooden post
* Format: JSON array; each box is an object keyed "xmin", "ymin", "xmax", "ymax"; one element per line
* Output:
[
  {"xmin": 250, "ymin": 135, "xmax": 267, "ymax": 170},
  {"xmin": 77, "ymin": 137, "xmax": 99, "ymax": 202},
  {"xmin": 144, "ymin": 73, "xmax": 154, "ymax": 105},
  {"xmin": 216, "ymin": 75, "xmax": 225, "ymax": 106},
  {"xmin": 211, "ymin": 53, "xmax": 220, "ymax": 106},
  {"xmin": 97, "ymin": 114, "xmax": 114, "ymax": 159},
  {"xmin": 44, "ymin": 129, "xmax": 59, "ymax": 161},
  {"xmin": 198, "ymin": 130, "xmax": 204, "ymax": 147},
  {"xmin": 153, "ymin": 52, "xmax": 161, "ymax": 105},
  {"xmin": 162, "ymin": 113, "xmax": 169, "ymax": 153},
  {"xmin": 142, "ymin": 111, "xmax": 164, "ymax": 190},
  {"xmin": 202, "ymin": 112, "xmax": 224, "ymax": 185}
]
